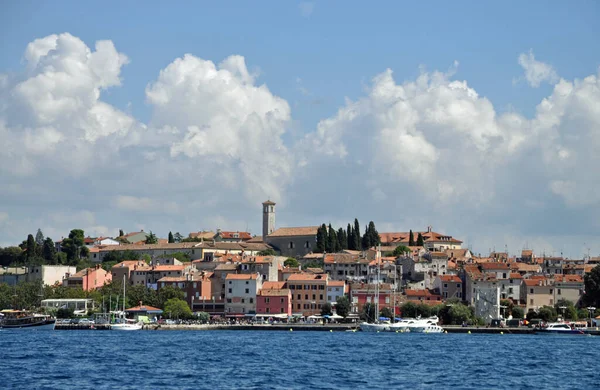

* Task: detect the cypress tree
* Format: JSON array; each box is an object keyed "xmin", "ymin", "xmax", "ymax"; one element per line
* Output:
[
  {"xmin": 26, "ymin": 234, "xmax": 35, "ymax": 260},
  {"xmin": 119, "ymin": 229, "xmax": 124, "ymax": 237},
  {"xmin": 347, "ymin": 224, "xmax": 353, "ymax": 250},
  {"xmin": 168, "ymin": 231, "xmax": 175, "ymax": 243},
  {"xmin": 408, "ymin": 230, "xmax": 415, "ymax": 246},
  {"xmin": 362, "ymin": 226, "xmax": 369, "ymax": 250},
  {"xmin": 337, "ymin": 227, "xmax": 346, "ymax": 250},
  {"xmin": 327, "ymin": 224, "xmax": 337, "ymax": 253},
  {"xmin": 353, "ymin": 219, "xmax": 361, "ymax": 250},
  {"xmin": 35, "ymin": 229, "xmax": 45, "ymax": 246},
  {"xmin": 368, "ymin": 221, "xmax": 380, "ymax": 247},
  {"xmin": 316, "ymin": 224, "xmax": 327, "ymax": 253},
  {"xmin": 416, "ymin": 233, "xmax": 424, "ymax": 247},
  {"xmin": 42, "ymin": 237, "xmax": 57, "ymax": 264}
]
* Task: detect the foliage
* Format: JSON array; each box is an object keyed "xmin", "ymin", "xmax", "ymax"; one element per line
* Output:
[
  {"xmin": 527, "ymin": 306, "xmax": 558, "ymax": 322},
  {"xmin": 0, "ymin": 246, "xmax": 24, "ymax": 267},
  {"xmin": 145, "ymin": 231, "xmax": 158, "ymax": 244},
  {"xmin": 61, "ymin": 229, "xmax": 85, "ymax": 265},
  {"xmin": 173, "ymin": 232, "xmax": 183, "ymax": 243},
  {"xmin": 76, "ymin": 258, "xmax": 94, "ymax": 271},
  {"xmin": 26, "ymin": 234, "xmax": 36, "ymax": 260},
  {"xmin": 119, "ymin": 229, "xmax": 124, "ymax": 237},
  {"xmin": 168, "ymin": 231, "xmax": 175, "ymax": 243},
  {"xmin": 327, "ymin": 224, "xmax": 339, "ymax": 253},
  {"xmin": 554, "ymin": 299, "xmax": 577, "ymax": 320},
  {"xmin": 158, "ymin": 286, "xmax": 185, "ymax": 308},
  {"xmin": 102, "ymin": 250, "xmax": 142, "ymax": 264},
  {"xmin": 438, "ymin": 303, "xmax": 472, "ymax": 325},
  {"xmin": 353, "ymin": 219, "xmax": 361, "ymax": 251},
  {"xmin": 335, "ymin": 296, "xmax": 351, "ymax": 318},
  {"xmin": 126, "ymin": 284, "xmax": 159, "ymax": 308},
  {"xmin": 42, "ymin": 238, "xmax": 57, "ymax": 264},
  {"xmin": 284, "ymin": 258, "xmax": 299, "ymax": 268},
  {"xmin": 361, "ymin": 221, "xmax": 380, "ymax": 250},
  {"xmin": 164, "ymin": 298, "xmax": 192, "ymax": 319},
  {"xmin": 35, "ymin": 229, "xmax": 45, "ymax": 246},
  {"xmin": 399, "ymin": 302, "xmax": 433, "ymax": 318},
  {"xmin": 379, "ymin": 307, "xmax": 393, "ymax": 319},
  {"xmin": 583, "ymin": 265, "xmax": 600, "ymax": 307},
  {"xmin": 101, "ymin": 260, "xmax": 118, "ymax": 272},
  {"xmin": 337, "ymin": 227, "xmax": 347, "ymax": 251},
  {"xmin": 392, "ymin": 245, "xmax": 411, "ymax": 257},
  {"xmin": 315, "ymin": 224, "xmax": 327, "ymax": 253},
  {"xmin": 56, "ymin": 308, "xmax": 75, "ymax": 319},
  {"xmin": 303, "ymin": 260, "xmax": 324, "ymax": 269},
  {"xmin": 408, "ymin": 230, "xmax": 415, "ymax": 246},
  {"xmin": 258, "ymin": 249, "xmax": 276, "ymax": 256},
  {"xmin": 360, "ymin": 303, "xmax": 376, "ymax": 322},
  {"xmin": 142, "ymin": 254, "xmax": 152, "ymax": 264},
  {"xmin": 196, "ymin": 311, "xmax": 210, "ymax": 323},
  {"xmin": 416, "ymin": 233, "xmax": 424, "ymax": 247},
  {"xmin": 511, "ymin": 306, "xmax": 525, "ymax": 319},
  {"xmin": 320, "ymin": 302, "xmax": 333, "ymax": 316}
]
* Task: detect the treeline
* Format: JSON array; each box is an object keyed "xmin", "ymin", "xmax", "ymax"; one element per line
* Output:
[{"xmin": 314, "ymin": 219, "xmax": 381, "ymax": 253}]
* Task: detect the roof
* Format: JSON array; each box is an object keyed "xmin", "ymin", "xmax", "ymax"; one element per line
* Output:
[
  {"xmin": 379, "ymin": 230, "xmax": 463, "ymax": 245},
  {"xmin": 553, "ymin": 274, "xmax": 584, "ymax": 283},
  {"xmin": 509, "ymin": 273, "xmax": 523, "ymax": 279},
  {"xmin": 404, "ymin": 289, "xmax": 442, "ymax": 298},
  {"xmin": 217, "ymin": 231, "xmax": 252, "ymax": 240},
  {"xmin": 480, "ymin": 262, "xmax": 510, "ymax": 270},
  {"xmin": 153, "ymin": 265, "xmax": 184, "ymax": 272},
  {"xmin": 188, "ymin": 231, "xmax": 215, "ymax": 240},
  {"xmin": 268, "ymin": 226, "xmax": 319, "ymax": 237},
  {"xmin": 513, "ymin": 263, "xmax": 541, "ymax": 272},
  {"xmin": 523, "ymin": 279, "xmax": 546, "ymax": 287},
  {"xmin": 258, "ymin": 288, "xmax": 290, "ymax": 297},
  {"xmin": 287, "ymin": 273, "xmax": 328, "ymax": 282},
  {"xmin": 225, "ymin": 273, "xmax": 259, "ymax": 280},
  {"xmin": 439, "ymin": 275, "xmax": 461, "ymax": 283},
  {"xmin": 262, "ymin": 281, "xmax": 286, "ymax": 289},
  {"xmin": 328, "ymin": 280, "xmax": 345, "ymax": 287},
  {"xmin": 125, "ymin": 305, "xmax": 163, "ymax": 313},
  {"xmin": 324, "ymin": 253, "xmax": 363, "ymax": 264}
]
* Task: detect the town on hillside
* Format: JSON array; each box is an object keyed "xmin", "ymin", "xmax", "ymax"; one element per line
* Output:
[{"xmin": 1, "ymin": 200, "xmax": 600, "ymax": 327}]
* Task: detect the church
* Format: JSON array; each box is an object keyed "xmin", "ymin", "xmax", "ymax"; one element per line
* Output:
[{"xmin": 261, "ymin": 200, "xmax": 318, "ymax": 258}]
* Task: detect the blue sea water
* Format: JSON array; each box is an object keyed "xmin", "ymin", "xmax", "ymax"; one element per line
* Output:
[{"xmin": 0, "ymin": 329, "xmax": 599, "ymax": 389}]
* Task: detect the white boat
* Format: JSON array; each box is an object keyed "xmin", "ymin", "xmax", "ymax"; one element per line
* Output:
[
  {"xmin": 110, "ymin": 276, "xmax": 143, "ymax": 331},
  {"xmin": 387, "ymin": 319, "xmax": 417, "ymax": 332},
  {"xmin": 411, "ymin": 324, "xmax": 444, "ymax": 333},
  {"xmin": 359, "ymin": 322, "xmax": 389, "ymax": 332},
  {"xmin": 405, "ymin": 316, "xmax": 440, "ymax": 332},
  {"xmin": 536, "ymin": 322, "xmax": 586, "ymax": 335}
]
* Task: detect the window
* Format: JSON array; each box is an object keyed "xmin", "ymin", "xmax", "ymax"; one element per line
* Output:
[
  {"xmin": 280, "ymin": 308, "xmax": 285, "ymax": 313},
  {"xmin": 443, "ymin": 292, "xmax": 448, "ymax": 298},
  {"xmin": 249, "ymin": 298, "xmax": 254, "ymax": 304},
  {"xmin": 246, "ymin": 281, "xmax": 249, "ymax": 285},
  {"xmin": 245, "ymin": 289, "xmax": 249, "ymax": 294},
  {"xmin": 266, "ymin": 298, "xmax": 270, "ymax": 303},
  {"xmin": 319, "ymin": 294, "xmax": 323, "ymax": 300},
  {"xmin": 502, "ymin": 273, "xmax": 507, "ymax": 279},
  {"xmin": 509, "ymin": 288, "xmax": 513, "ymax": 294},
  {"xmin": 280, "ymin": 298, "xmax": 284, "ymax": 303},
  {"xmin": 297, "ymin": 304, "xmax": 301, "ymax": 309},
  {"xmin": 227, "ymin": 298, "xmax": 232, "ymax": 303},
  {"xmin": 530, "ymin": 288, "xmax": 534, "ymax": 294},
  {"xmin": 443, "ymin": 283, "xmax": 448, "ymax": 288},
  {"xmin": 288, "ymin": 241, "xmax": 295, "ymax": 249},
  {"xmin": 327, "ymin": 296, "xmax": 332, "ymax": 301},
  {"xmin": 312, "ymin": 294, "xmax": 316, "ymax": 300},
  {"xmin": 228, "ymin": 288, "xmax": 232, "ymax": 293},
  {"xmin": 229, "ymin": 281, "xmax": 232, "ymax": 285},
  {"xmin": 549, "ymin": 289, "xmax": 553, "ymax": 294},
  {"xmin": 297, "ymin": 294, "xmax": 301, "ymax": 300},
  {"xmin": 305, "ymin": 294, "xmax": 308, "ymax": 300},
  {"xmin": 266, "ymin": 308, "xmax": 270, "ymax": 313},
  {"xmin": 530, "ymin": 299, "xmax": 534, "ymax": 304},
  {"xmin": 385, "ymin": 297, "xmax": 390, "ymax": 304},
  {"xmin": 241, "ymin": 299, "xmax": 245, "ymax": 303},
  {"xmin": 457, "ymin": 284, "xmax": 461, "ymax": 288},
  {"xmin": 305, "ymin": 241, "xmax": 310, "ymax": 248}
]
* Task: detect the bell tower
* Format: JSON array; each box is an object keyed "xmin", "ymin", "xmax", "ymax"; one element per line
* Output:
[{"xmin": 262, "ymin": 200, "xmax": 276, "ymax": 239}]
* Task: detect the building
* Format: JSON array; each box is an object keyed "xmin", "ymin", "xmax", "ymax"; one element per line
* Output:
[
  {"xmin": 324, "ymin": 253, "xmax": 369, "ymax": 282},
  {"xmin": 125, "ymin": 305, "xmax": 163, "ymax": 322},
  {"xmin": 265, "ymin": 227, "xmax": 319, "ymax": 258},
  {"xmin": 521, "ymin": 278, "xmax": 555, "ymax": 312},
  {"xmin": 188, "ymin": 231, "xmax": 215, "ymax": 240},
  {"xmin": 63, "ymin": 265, "xmax": 112, "ymax": 291},
  {"xmin": 214, "ymin": 229, "xmax": 253, "ymax": 242},
  {"xmin": 27, "ymin": 265, "xmax": 76, "ymax": 286},
  {"xmin": 41, "ymin": 298, "xmax": 95, "ymax": 315},
  {"xmin": 157, "ymin": 271, "xmax": 213, "ymax": 308},
  {"xmin": 262, "ymin": 200, "xmax": 276, "ymax": 239},
  {"xmin": 257, "ymin": 282, "xmax": 292, "ymax": 318},
  {"xmin": 326, "ymin": 280, "xmax": 347, "ymax": 306},
  {"xmin": 349, "ymin": 283, "xmax": 396, "ymax": 315},
  {"xmin": 434, "ymin": 274, "xmax": 462, "ymax": 300},
  {"xmin": 287, "ymin": 273, "xmax": 329, "ymax": 316},
  {"xmin": 379, "ymin": 227, "xmax": 462, "ymax": 251},
  {"xmin": 472, "ymin": 285, "xmax": 500, "ymax": 323},
  {"xmin": 552, "ymin": 274, "xmax": 584, "ymax": 307},
  {"xmin": 224, "ymin": 273, "xmax": 262, "ymax": 316},
  {"xmin": 403, "ymin": 289, "xmax": 443, "ymax": 304},
  {"xmin": 120, "ymin": 231, "xmax": 150, "ymax": 244}
]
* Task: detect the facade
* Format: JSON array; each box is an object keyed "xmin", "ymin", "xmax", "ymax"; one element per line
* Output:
[
  {"xmin": 521, "ymin": 278, "xmax": 555, "ymax": 312},
  {"xmin": 27, "ymin": 265, "xmax": 76, "ymax": 286},
  {"xmin": 287, "ymin": 273, "xmax": 328, "ymax": 316},
  {"xmin": 224, "ymin": 273, "xmax": 262, "ymax": 316},
  {"xmin": 256, "ymin": 286, "xmax": 292, "ymax": 317},
  {"xmin": 434, "ymin": 274, "xmax": 462, "ymax": 300},
  {"xmin": 324, "ymin": 253, "xmax": 369, "ymax": 282},
  {"xmin": 349, "ymin": 283, "xmax": 396, "ymax": 315},
  {"xmin": 403, "ymin": 289, "xmax": 443, "ymax": 304},
  {"xmin": 379, "ymin": 227, "xmax": 462, "ymax": 251},
  {"xmin": 157, "ymin": 271, "xmax": 213, "ymax": 308},
  {"xmin": 265, "ymin": 226, "xmax": 318, "ymax": 258},
  {"xmin": 120, "ymin": 231, "xmax": 149, "ymax": 244},
  {"xmin": 326, "ymin": 280, "xmax": 347, "ymax": 306},
  {"xmin": 552, "ymin": 274, "xmax": 584, "ymax": 307},
  {"xmin": 63, "ymin": 265, "xmax": 112, "ymax": 291},
  {"xmin": 473, "ymin": 285, "xmax": 500, "ymax": 323}
]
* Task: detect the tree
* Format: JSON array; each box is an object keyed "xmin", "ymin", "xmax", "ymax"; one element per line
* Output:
[
  {"xmin": 408, "ymin": 230, "xmax": 415, "ymax": 246},
  {"xmin": 400, "ymin": 302, "xmax": 418, "ymax": 317},
  {"xmin": 416, "ymin": 233, "xmax": 424, "ymax": 247},
  {"xmin": 158, "ymin": 286, "xmax": 185, "ymax": 308},
  {"xmin": 346, "ymin": 224, "xmax": 353, "ymax": 250},
  {"xmin": 353, "ymin": 219, "xmax": 361, "ymax": 251},
  {"xmin": 530, "ymin": 306, "xmax": 558, "ymax": 322},
  {"xmin": 257, "ymin": 249, "xmax": 276, "ymax": 256},
  {"xmin": 327, "ymin": 224, "xmax": 338, "ymax": 253},
  {"xmin": 173, "ymin": 232, "xmax": 183, "ymax": 243},
  {"xmin": 26, "ymin": 234, "xmax": 36, "ymax": 260},
  {"xmin": 119, "ymin": 229, "xmax": 124, "ymax": 237},
  {"xmin": 316, "ymin": 224, "xmax": 327, "ymax": 253},
  {"xmin": 145, "ymin": 231, "xmax": 158, "ymax": 244},
  {"xmin": 379, "ymin": 307, "xmax": 393, "ymax": 319},
  {"xmin": 555, "ymin": 299, "xmax": 577, "ymax": 320},
  {"xmin": 337, "ymin": 227, "xmax": 347, "ymax": 251},
  {"xmin": 361, "ymin": 221, "xmax": 380, "ymax": 250},
  {"xmin": 164, "ymin": 298, "xmax": 192, "ymax": 319},
  {"xmin": 196, "ymin": 311, "xmax": 210, "ymax": 323},
  {"xmin": 392, "ymin": 245, "xmax": 410, "ymax": 257},
  {"xmin": 284, "ymin": 258, "xmax": 299, "ymax": 268},
  {"xmin": 35, "ymin": 229, "xmax": 45, "ymax": 246},
  {"xmin": 62, "ymin": 229, "xmax": 85, "ymax": 265},
  {"xmin": 0, "ymin": 247, "xmax": 24, "ymax": 267},
  {"xmin": 168, "ymin": 231, "xmax": 174, "ymax": 243},
  {"xmin": 335, "ymin": 296, "xmax": 351, "ymax": 318},
  {"xmin": 42, "ymin": 238, "xmax": 57, "ymax": 264},
  {"xmin": 361, "ymin": 303, "xmax": 376, "ymax": 322},
  {"xmin": 321, "ymin": 302, "xmax": 333, "ymax": 316},
  {"xmin": 583, "ymin": 265, "xmax": 600, "ymax": 307},
  {"xmin": 511, "ymin": 306, "xmax": 524, "ymax": 319}
]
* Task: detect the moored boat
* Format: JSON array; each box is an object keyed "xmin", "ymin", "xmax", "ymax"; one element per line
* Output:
[
  {"xmin": 536, "ymin": 322, "xmax": 586, "ymax": 335},
  {"xmin": 0, "ymin": 310, "xmax": 55, "ymax": 329}
]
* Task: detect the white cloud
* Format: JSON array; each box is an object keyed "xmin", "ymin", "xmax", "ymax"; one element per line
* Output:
[
  {"xmin": 518, "ymin": 50, "xmax": 559, "ymax": 87},
  {"xmin": 115, "ymin": 195, "xmax": 180, "ymax": 214},
  {"xmin": 298, "ymin": 2, "xmax": 315, "ymax": 17}
]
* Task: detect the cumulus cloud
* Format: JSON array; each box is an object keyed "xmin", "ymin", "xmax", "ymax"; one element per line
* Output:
[
  {"xmin": 518, "ymin": 50, "xmax": 559, "ymax": 87},
  {"xmin": 115, "ymin": 195, "xmax": 180, "ymax": 214}
]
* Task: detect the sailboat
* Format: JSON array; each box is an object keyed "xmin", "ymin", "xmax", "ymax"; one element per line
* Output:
[
  {"xmin": 110, "ymin": 276, "xmax": 143, "ymax": 331},
  {"xmin": 360, "ymin": 246, "xmax": 389, "ymax": 332}
]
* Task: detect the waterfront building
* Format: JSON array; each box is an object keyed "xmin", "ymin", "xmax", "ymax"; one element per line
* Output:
[
  {"xmin": 257, "ymin": 282, "xmax": 292, "ymax": 318},
  {"xmin": 349, "ymin": 282, "xmax": 395, "ymax": 315},
  {"xmin": 157, "ymin": 271, "xmax": 213, "ymax": 308},
  {"xmin": 521, "ymin": 277, "xmax": 554, "ymax": 312},
  {"xmin": 224, "ymin": 273, "xmax": 262, "ymax": 317},
  {"xmin": 287, "ymin": 273, "xmax": 328, "ymax": 316},
  {"xmin": 433, "ymin": 274, "xmax": 463, "ymax": 300},
  {"xmin": 63, "ymin": 265, "xmax": 112, "ymax": 291},
  {"xmin": 323, "ymin": 253, "xmax": 369, "ymax": 282},
  {"xmin": 41, "ymin": 298, "xmax": 95, "ymax": 314},
  {"xmin": 326, "ymin": 280, "xmax": 347, "ymax": 306},
  {"xmin": 403, "ymin": 289, "xmax": 443, "ymax": 304}
]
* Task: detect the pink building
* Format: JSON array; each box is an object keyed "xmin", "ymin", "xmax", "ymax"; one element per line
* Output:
[
  {"xmin": 257, "ymin": 281, "xmax": 292, "ymax": 317},
  {"xmin": 63, "ymin": 265, "xmax": 112, "ymax": 291}
]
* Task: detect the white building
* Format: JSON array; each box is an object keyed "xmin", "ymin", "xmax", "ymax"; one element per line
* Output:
[
  {"xmin": 224, "ymin": 273, "xmax": 262, "ymax": 316},
  {"xmin": 27, "ymin": 265, "xmax": 76, "ymax": 286},
  {"xmin": 326, "ymin": 280, "xmax": 346, "ymax": 306}
]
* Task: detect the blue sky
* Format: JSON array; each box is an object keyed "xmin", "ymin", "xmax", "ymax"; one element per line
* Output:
[{"xmin": 0, "ymin": 1, "xmax": 599, "ymax": 257}]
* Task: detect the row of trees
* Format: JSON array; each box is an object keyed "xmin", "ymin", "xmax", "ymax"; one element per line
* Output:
[
  {"xmin": 359, "ymin": 300, "xmax": 486, "ymax": 325},
  {"xmin": 315, "ymin": 219, "xmax": 381, "ymax": 253}
]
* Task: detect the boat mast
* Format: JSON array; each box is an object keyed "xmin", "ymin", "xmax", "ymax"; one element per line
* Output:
[
  {"xmin": 375, "ymin": 245, "xmax": 380, "ymax": 322},
  {"xmin": 122, "ymin": 274, "xmax": 126, "ymax": 312}
]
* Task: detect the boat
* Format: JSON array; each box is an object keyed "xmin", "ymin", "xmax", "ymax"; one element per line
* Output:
[
  {"xmin": 536, "ymin": 322, "xmax": 586, "ymax": 335},
  {"xmin": 110, "ymin": 276, "xmax": 143, "ymax": 331},
  {"xmin": 410, "ymin": 323, "xmax": 445, "ymax": 333},
  {"xmin": 0, "ymin": 310, "xmax": 55, "ymax": 329},
  {"xmin": 359, "ymin": 246, "xmax": 388, "ymax": 332}
]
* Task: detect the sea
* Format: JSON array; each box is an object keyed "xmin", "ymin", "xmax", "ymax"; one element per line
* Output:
[{"xmin": 0, "ymin": 329, "xmax": 599, "ymax": 389}]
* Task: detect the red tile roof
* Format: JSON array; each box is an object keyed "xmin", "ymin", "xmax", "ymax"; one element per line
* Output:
[
  {"xmin": 268, "ymin": 226, "xmax": 319, "ymax": 237},
  {"xmin": 287, "ymin": 273, "xmax": 327, "ymax": 282},
  {"xmin": 439, "ymin": 275, "xmax": 461, "ymax": 283},
  {"xmin": 225, "ymin": 273, "xmax": 259, "ymax": 280}
]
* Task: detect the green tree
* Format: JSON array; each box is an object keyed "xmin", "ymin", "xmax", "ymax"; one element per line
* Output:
[
  {"xmin": 555, "ymin": 299, "xmax": 577, "ymax": 320},
  {"xmin": 392, "ymin": 245, "xmax": 410, "ymax": 257},
  {"xmin": 173, "ymin": 232, "xmax": 183, "ymax": 243},
  {"xmin": 57, "ymin": 252, "xmax": 67, "ymax": 265},
  {"xmin": 583, "ymin": 265, "xmax": 600, "ymax": 307},
  {"xmin": 353, "ymin": 219, "xmax": 361, "ymax": 251},
  {"xmin": 335, "ymin": 296, "xmax": 351, "ymax": 318},
  {"xmin": 42, "ymin": 237, "xmax": 57, "ymax": 264},
  {"xmin": 361, "ymin": 302, "xmax": 376, "ymax": 322},
  {"xmin": 316, "ymin": 224, "xmax": 327, "ymax": 253},
  {"xmin": 257, "ymin": 249, "xmax": 276, "ymax": 256},
  {"xmin": 511, "ymin": 306, "xmax": 525, "ymax": 319},
  {"xmin": 0, "ymin": 247, "xmax": 24, "ymax": 267},
  {"xmin": 346, "ymin": 224, "xmax": 353, "ymax": 250},
  {"xmin": 26, "ymin": 234, "xmax": 36, "ymax": 261},
  {"xmin": 416, "ymin": 233, "xmax": 424, "ymax": 247},
  {"xmin": 439, "ymin": 303, "xmax": 472, "ymax": 325},
  {"xmin": 320, "ymin": 302, "xmax": 333, "ymax": 316},
  {"xmin": 119, "ymin": 229, "xmax": 124, "ymax": 237},
  {"xmin": 145, "ymin": 231, "xmax": 158, "ymax": 244},
  {"xmin": 164, "ymin": 298, "xmax": 192, "ymax": 319},
  {"xmin": 56, "ymin": 307, "xmax": 75, "ymax": 319},
  {"xmin": 400, "ymin": 302, "xmax": 418, "ymax": 317},
  {"xmin": 62, "ymin": 229, "xmax": 85, "ymax": 265},
  {"xmin": 380, "ymin": 307, "xmax": 393, "ymax": 319},
  {"xmin": 327, "ymin": 224, "xmax": 338, "ymax": 253},
  {"xmin": 168, "ymin": 231, "xmax": 175, "ymax": 243},
  {"xmin": 284, "ymin": 258, "xmax": 299, "ymax": 268},
  {"xmin": 35, "ymin": 229, "xmax": 45, "ymax": 246},
  {"xmin": 337, "ymin": 227, "xmax": 347, "ymax": 250},
  {"xmin": 196, "ymin": 311, "xmax": 210, "ymax": 323},
  {"xmin": 408, "ymin": 230, "xmax": 415, "ymax": 246},
  {"xmin": 532, "ymin": 306, "xmax": 558, "ymax": 322},
  {"xmin": 158, "ymin": 286, "xmax": 185, "ymax": 308}
]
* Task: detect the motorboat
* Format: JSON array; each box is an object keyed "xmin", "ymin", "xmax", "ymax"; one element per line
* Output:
[
  {"xmin": 111, "ymin": 319, "xmax": 143, "ymax": 331},
  {"xmin": 0, "ymin": 310, "xmax": 55, "ymax": 329},
  {"xmin": 536, "ymin": 322, "xmax": 586, "ymax": 335},
  {"xmin": 410, "ymin": 324, "xmax": 445, "ymax": 333},
  {"xmin": 359, "ymin": 322, "xmax": 389, "ymax": 332},
  {"xmin": 387, "ymin": 319, "xmax": 417, "ymax": 332}
]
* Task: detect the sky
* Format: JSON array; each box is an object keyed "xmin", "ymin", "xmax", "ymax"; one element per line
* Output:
[{"xmin": 0, "ymin": 1, "xmax": 599, "ymax": 258}]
